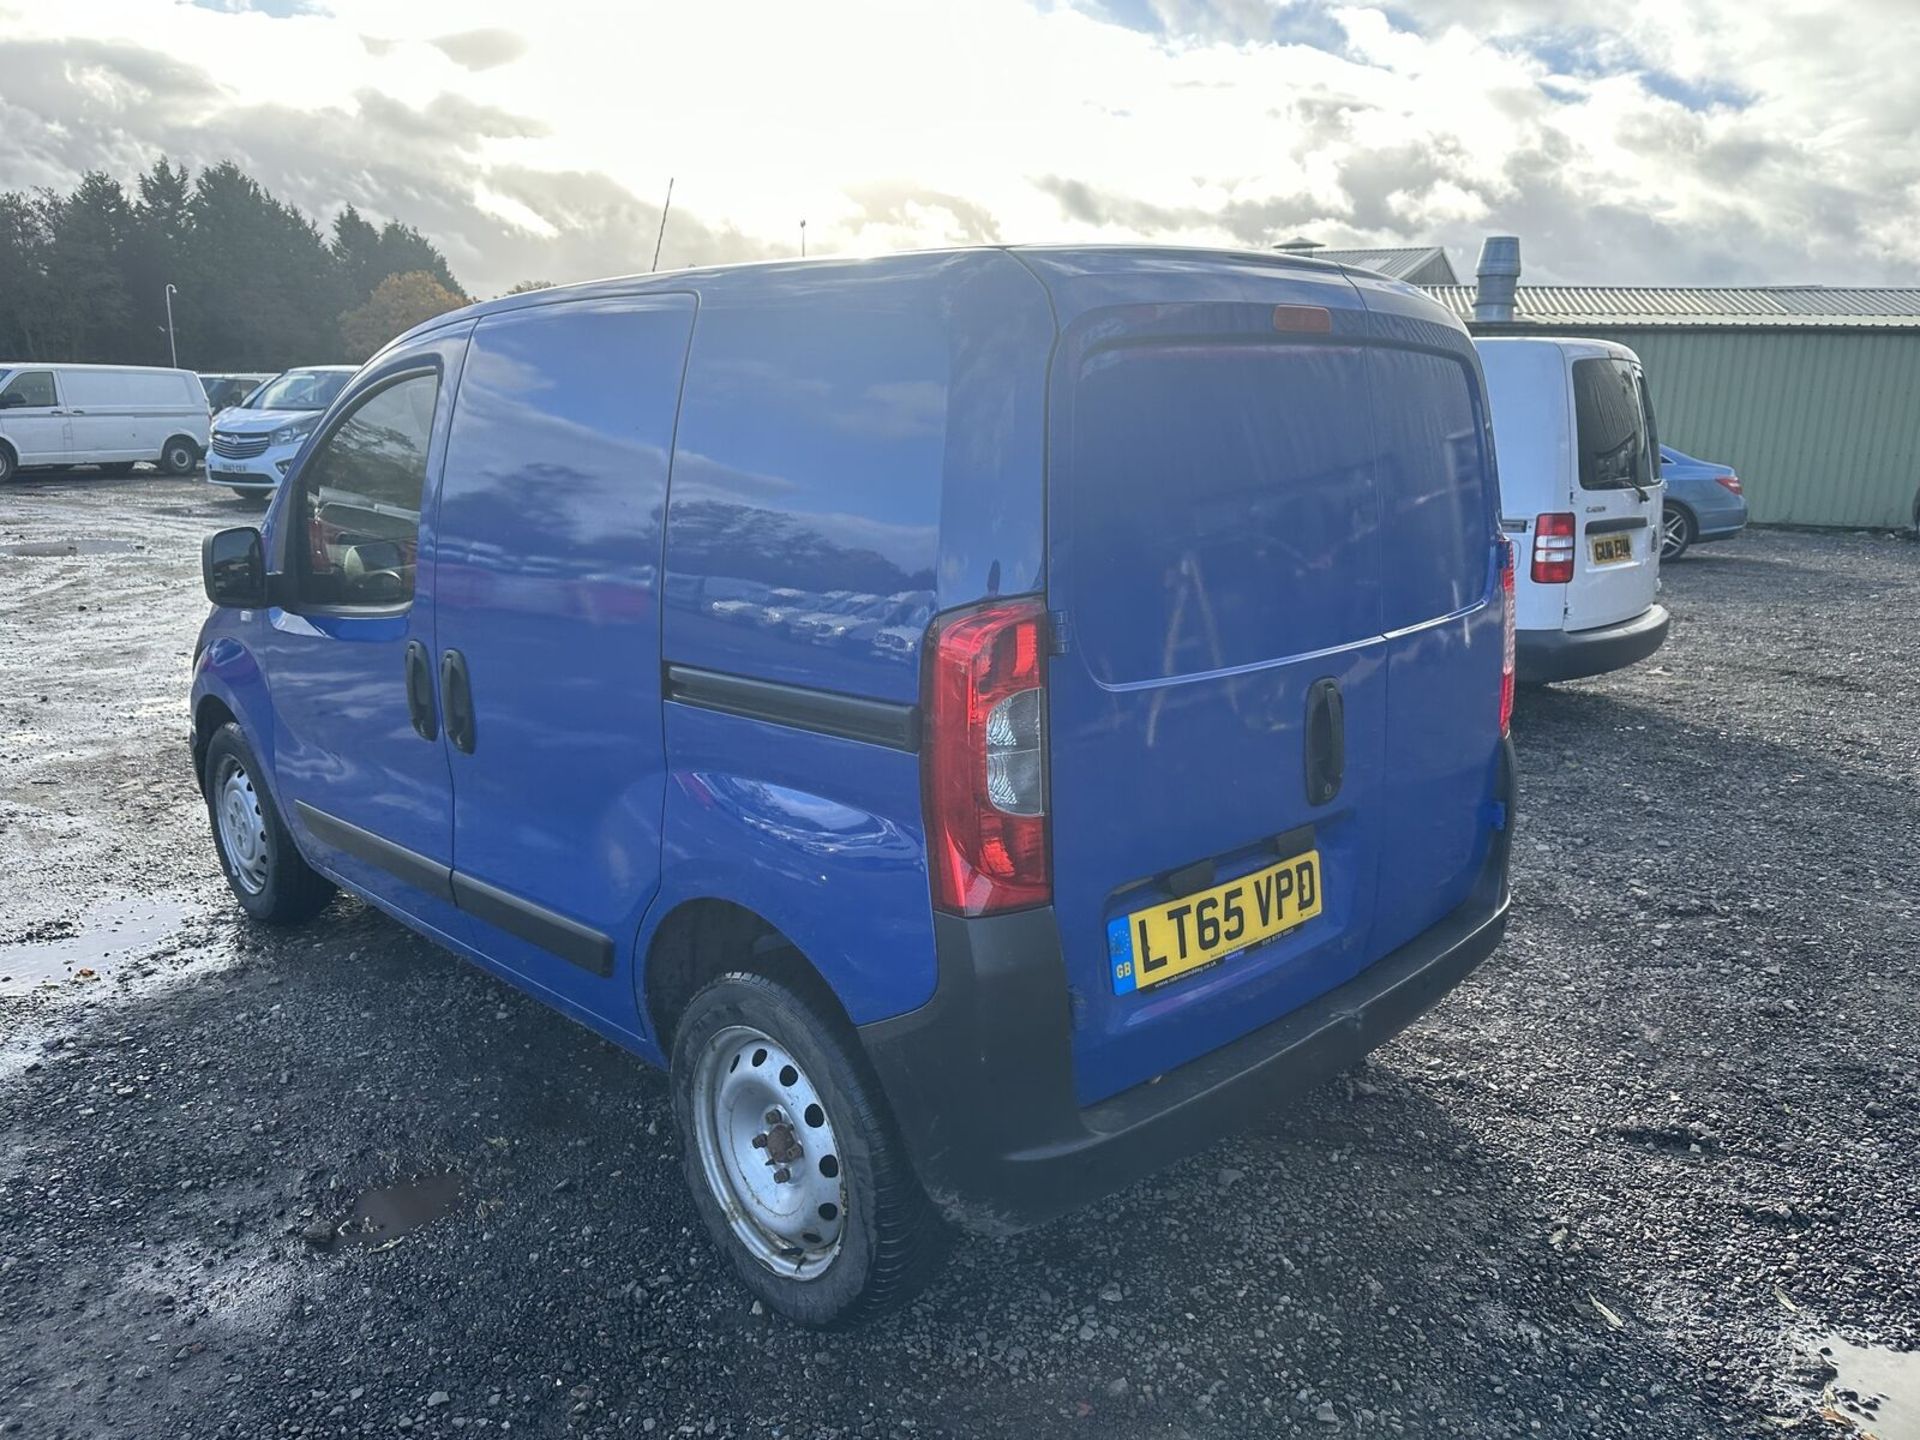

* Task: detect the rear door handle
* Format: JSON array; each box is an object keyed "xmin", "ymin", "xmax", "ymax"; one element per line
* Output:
[
  {"xmin": 1304, "ymin": 677, "xmax": 1345, "ymax": 807},
  {"xmin": 440, "ymin": 648, "xmax": 476, "ymax": 755},
  {"xmin": 403, "ymin": 639, "xmax": 438, "ymax": 742}
]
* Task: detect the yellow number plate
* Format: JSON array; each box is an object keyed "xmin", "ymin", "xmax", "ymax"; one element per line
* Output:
[
  {"xmin": 1109, "ymin": 851, "xmax": 1323, "ymax": 994},
  {"xmin": 1590, "ymin": 533, "xmax": 1633, "ymax": 565}
]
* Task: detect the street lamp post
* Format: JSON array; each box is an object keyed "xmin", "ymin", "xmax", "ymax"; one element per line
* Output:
[
  {"xmin": 163, "ymin": 284, "xmax": 178, "ymax": 367},
  {"xmin": 800, "ymin": 219, "xmax": 807, "ymax": 258}
]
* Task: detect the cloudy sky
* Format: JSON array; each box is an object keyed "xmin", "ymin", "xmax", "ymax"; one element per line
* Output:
[{"xmin": 3, "ymin": 0, "xmax": 1917, "ymax": 297}]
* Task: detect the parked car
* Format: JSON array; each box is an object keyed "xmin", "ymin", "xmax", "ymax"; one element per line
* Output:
[
  {"xmin": 0, "ymin": 362, "xmax": 207, "ymax": 482},
  {"xmin": 1477, "ymin": 336, "xmax": 1670, "ymax": 683},
  {"xmin": 199, "ymin": 372, "xmax": 276, "ymax": 415},
  {"xmin": 191, "ymin": 248, "xmax": 1516, "ymax": 1324},
  {"xmin": 204, "ymin": 365, "xmax": 355, "ymax": 498},
  {"xmin": 1656, "ymin": 444, "xmax": 1747, "ymax": 560}
]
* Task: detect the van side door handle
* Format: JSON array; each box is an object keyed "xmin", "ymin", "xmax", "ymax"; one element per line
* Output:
[
  {"xmin": 403, "ymin": 639, "xmax": 438, "ymax": 741},
  {"xmin": 440, "ymin": 648, "xmax": 476, "ymax": 754},
  {"xmin": 1304, "ymin": 677, "xmax": 1345, "ymax": 806}
]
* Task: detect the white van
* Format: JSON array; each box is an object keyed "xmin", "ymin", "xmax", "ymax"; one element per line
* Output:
[
  {"xmin": 0, "ymin": 362, "xmax": 209, "ymax": 483},
  {"xmin": 1477, "ymin": 337, "xmax": 1670, "ymax": 683}
]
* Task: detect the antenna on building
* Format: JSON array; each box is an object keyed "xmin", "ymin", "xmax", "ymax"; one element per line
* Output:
[{"xmin": 651, "ymin": 177, "xmax": 674, "ymax": 273}]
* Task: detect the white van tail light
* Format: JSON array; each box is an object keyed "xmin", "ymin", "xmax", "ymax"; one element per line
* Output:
[
  {"xmin": 923, "ymin": 597, "xmax": 1051, "ymax": 916},
  {"xmin": 1499, "ymin": 539, "xmax": 1516, "ymax": 736},
  {"xmin": 1532, "ymin": 512, "xmax": 1576, "ymax": 584}
]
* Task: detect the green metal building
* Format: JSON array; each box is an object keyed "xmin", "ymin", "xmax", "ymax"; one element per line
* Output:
[{"xmin": 1422, "ymin": 284, "xmax": 1920, "ymax": 529}]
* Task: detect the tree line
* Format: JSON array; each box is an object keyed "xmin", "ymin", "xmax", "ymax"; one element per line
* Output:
[{"xmin": 0, "ymin": 158, "xmax": 476, "ymax": 372}]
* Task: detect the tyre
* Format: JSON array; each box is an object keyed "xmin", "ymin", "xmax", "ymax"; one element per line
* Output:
[
  {"xmin": 670, "ymin": 971, "xmax": 946, "ymax": 1326},
  {"xmin": 1661, "ymin": 502, "xmax": 1695, "ymax": 561},
  {"xmin": 201, "ymin": 722, "xmax": 335, "ymax": 924},
  {"xmin": 160, "ymin": 436, "xmax": 199, "ymax": 475},
  {"xmin": 0, "ymin": 444, "xmax": 14, "ymax": 483}
]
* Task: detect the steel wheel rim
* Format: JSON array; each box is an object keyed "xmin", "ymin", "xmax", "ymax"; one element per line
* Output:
[
  {"xmin": 213, "ymin": 755, "xmax": 270, "ymax": 895},
  {"xmin": 168, "ymin": 444, "xmax": 193, "ymax": 471},
  {"xmin": 691, "ymin": 1024, "xmax": 847, "ymax": 1278},
  {"xmin": 1662, "ymin": 509, "xmax": 1688, "ymax": 557}
]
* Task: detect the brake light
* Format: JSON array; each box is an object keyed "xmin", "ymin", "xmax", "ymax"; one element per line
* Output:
[
  {"xmin": 922, "ymin": 597, "xmax": 1050, "ymax": 915},
  {"xmin": 1499, "ymin": 539, "xmax": 1516, "ymax": 736},
  {"xmin": 1531, "ymin": 512, "xmax": 1575, "ymax": 584},
  {"xmin": 1716, "ymin": 474, "xmax": 1743, "ymax": 496}
]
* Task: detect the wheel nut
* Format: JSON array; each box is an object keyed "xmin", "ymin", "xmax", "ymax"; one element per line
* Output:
[
  {"xmin": 751, "ymin": 1133, "xmax": 768, "ymax": 1149},
  {"xmin": 772, "ymin": 1167, "xmax": 791, "ymax": 1184}
]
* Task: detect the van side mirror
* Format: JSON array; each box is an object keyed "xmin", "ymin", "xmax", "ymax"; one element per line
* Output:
[{"xmin": 203, "ymin": 527, "xmax": 267, "ymax": 607}]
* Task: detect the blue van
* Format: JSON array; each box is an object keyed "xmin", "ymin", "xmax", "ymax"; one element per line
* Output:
[{"xmin": 192, "ymin": 247, "xmax": 1516, "ymax": 1325}]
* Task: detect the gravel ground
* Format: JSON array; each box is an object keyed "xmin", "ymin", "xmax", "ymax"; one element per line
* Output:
[{"xmin": 2, "ymin": 474, "xmax": 1916, "ymax": 1440}]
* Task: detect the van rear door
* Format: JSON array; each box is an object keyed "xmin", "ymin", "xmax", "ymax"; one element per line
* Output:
[
  {"xmin": 1564, "ymin": 353, "xmax": 1662, "ymax": 630},
  {"xmin": 1347, "ymin": 274, "xmax": 1507, "ymax": 956},
  {"xmin": 1035, "ymin": 261, "xmax": 1391, "ymax": 1106}
]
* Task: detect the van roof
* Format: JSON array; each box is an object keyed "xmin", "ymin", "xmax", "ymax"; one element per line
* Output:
[
  {"xmin": 382, "ymin": 244, "xmax": 1456, "ymax": 356},
  {"xmin": 1473, "ymin": 335, "xmax": 1640, "ymax": 361},
  {"xmin": 0, "ymin": 361, "xmax": 197, "ymax": 375}
]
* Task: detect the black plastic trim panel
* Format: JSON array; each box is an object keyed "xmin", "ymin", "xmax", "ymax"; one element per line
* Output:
[
  {"xmin": 451, "ymin": 872, "xmax": 615, "ymax": 977},
  {"xmin": 664, "ymin": 664, "xmax": 920, "ymax": 751},
  {"xmin": 294, "ymin": 802, "xmax": 613, "ymax": 975},
  {"xmin": 295, "ymin": 801, "xmax": 453, "ymax": 902}
]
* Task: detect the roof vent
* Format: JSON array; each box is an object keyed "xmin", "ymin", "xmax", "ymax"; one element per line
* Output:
[
  {"xmin": 1272, "ymin": 236, "xmax": 1324, "ymax": 254},
  {"xmin": 1474, "ymin": 236, "xmax": 1521, "ymax": 323}
]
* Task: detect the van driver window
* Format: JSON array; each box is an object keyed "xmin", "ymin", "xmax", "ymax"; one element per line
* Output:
[
  {"xmin": 293, "ymin": 372, "xmax": 438, "ymax": 608},
  {"xmin": 0, "ymin": 370, "xmax": 56, "ymax": 408}
]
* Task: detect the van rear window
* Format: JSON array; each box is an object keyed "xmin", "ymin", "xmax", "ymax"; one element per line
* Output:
[
  {"xmin": 1370, "ymin": 349, "xmax": 1493, "ymax": 629},
  {"xmin": 1572, "ymin": 357, "xmax": 1655, "ymax": 492},
  {"xmin": 1065, "ymin": 342, "xmax": 1379, "ymax": 685}
]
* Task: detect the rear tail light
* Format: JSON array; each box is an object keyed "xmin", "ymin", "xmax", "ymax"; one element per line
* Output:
[
  {"xmin": 1499, "ymin": 539, "xmax": 1516, "ymax": 736},
  {"xmin": 1716, "ymin": 474, "xmax": 1743, "ymax": 495},
  {"xmin": 1531, "ymin": 512, "xmax": 1575, "ymax": 584},
  {"xmin": 923, "ymin": 597, "xmax": 1050, "ymax": 915}
]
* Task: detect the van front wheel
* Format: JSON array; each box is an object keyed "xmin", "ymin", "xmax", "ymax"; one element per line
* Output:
[
  {"xmin": 670, "ymin": 972, "xmax": 945, "ymax": 1326},
  {"xmin": 201, "ymin": 723, "xmax": 334, "ymax": 924}
]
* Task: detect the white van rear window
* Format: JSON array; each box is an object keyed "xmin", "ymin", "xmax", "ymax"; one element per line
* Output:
[{"xmin": 1572, "ymin": 358, "xmax": 1655, "ymax": 492}]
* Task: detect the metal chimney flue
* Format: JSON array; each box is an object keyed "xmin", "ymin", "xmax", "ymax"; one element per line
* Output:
[{"xmin": 1474, "ymin": 235, "xmax": 1521, "ymax": 323}]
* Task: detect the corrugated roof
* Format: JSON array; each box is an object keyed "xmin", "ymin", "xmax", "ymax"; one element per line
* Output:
[
  {"xmin": 1425, "ymin": 284, "xmax": 1920, "ymax": 328},
  {"xmin": 1313, "ymin": 246, "xmax": 1459, "ymax": 283}
]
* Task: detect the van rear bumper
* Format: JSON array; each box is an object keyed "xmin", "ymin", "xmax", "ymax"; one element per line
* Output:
[
  {"xmin": 1515, "ymin": 604, "xmax": 1669, "ymax": 684},
  {"xmin": 860, "ymin": 739, "xmax": 1516, "ymax": 1236}
]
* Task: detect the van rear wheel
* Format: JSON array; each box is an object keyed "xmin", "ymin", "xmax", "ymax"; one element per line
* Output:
[
  {"xmin": 160, "ymin": 437, "xmax": 199, "ymax": 475},
  {"xmin": 201, "ymin": 723, "xmax": 334, "ymax": 924},
  {"xmin": 670, "ymin": 971, "xmax": 945, "ymax": 1326}
]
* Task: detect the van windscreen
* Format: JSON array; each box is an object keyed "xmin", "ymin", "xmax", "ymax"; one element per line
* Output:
[
  {"xmin": 1572, "ymin": 357, "xmax": 1655, "ymax": 492},
  {"xmin": 1065, "ymin": 341, "xmax": 1378, "ymax": 686}
]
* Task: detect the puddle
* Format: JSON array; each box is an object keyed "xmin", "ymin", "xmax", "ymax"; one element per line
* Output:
[
  {"xmin": 0, "ymin": 896, "xmax": 189, "ymax": 995},
  {"xmin": 341, "ymin": 1172, "xmax": 465, "ymax": 1247},
  {"xmin": 1, "ymin": 538, "xmax": 140, "ymax": 556},
  {"xmin": 1819, "ymin": 1335, "xmax": 1920, "ymax": 1440}
]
